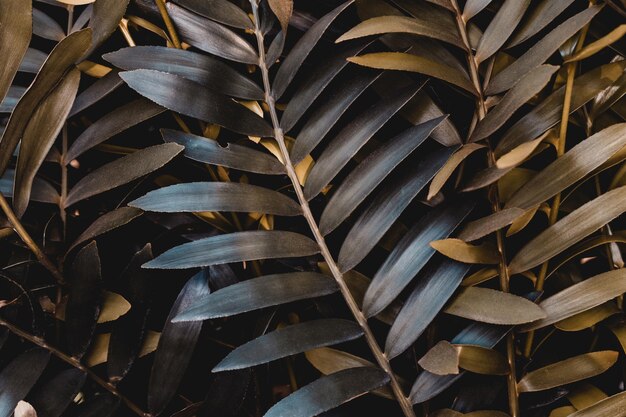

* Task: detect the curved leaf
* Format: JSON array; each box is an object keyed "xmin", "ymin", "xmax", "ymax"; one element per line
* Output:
[
  {"xmin": 69, "ymin": 70, "xmax": 123, "ymax": 116},
  {"xmin": 569, "ymin": 391, "xmax": 626, "ymax": 417},
  {"xmin": 33, "ymin": 8, "xmax": 65, "ymax": 41},
  {"xmin": 509, "ymin": 186, "xmax": 626, "ymax": 274},
  {"xmin": 175, "ymin": 272, "xmax": 337, "ymax": 322},
  {"xmin": 120, "ymin": 70, "xmax": 273, "ymax": 137},
  {"xmin": 64, "ymin": 143, "xmax": 184, "ymax": 207},
  {"xmin": 0, "ymin": 169, "xmax": 59, "ymax": 204},
  {"xmin": 213, "ymin": 319, "xmax": 362, "ymax": 371},
  {"xmin": 431, "ymin": 238, "xmax": 500, "ymax": 264},
  {"xmin": 65, "ymin": 99, "xmax": 165, "ymax": 163},
  {"xmin": 320, "ymin": 116, "xmax": 444, "ymax": 235},
  {"xmin": 161, "ymin": 129, "xmax": 285, "ymax": 175},
  {"xmin": 174, "ymin": 0, "xmax": 253, "ymax": 29},
  {"xmin": 130, "ymin": 182, "xmax": 301, "ymax": 216},
  {"xmin": 457, "ymin": 208, "xmax": 525, "ymax": 242},
  {"xmin": 264, "ymin": 367, "xmax": 389, "ymax": 417},
  {"xmin": 86, "ymin": 0, "xmax": 129, "ymax": 56},
  {"xmin": 104, "ymin": 46, "xmax": 264, "ymax": 100},
  {"xmin": 167, "ymin": 2, "xmax": 258, "ymax": 64},
  {"xmin": 486, "ymin": 6, "xmax": 602, "ymax": 95},
  {"xmin": 463, "ymin": 0, "xmax": 492, "ymax": 21},
  {"xmin": 0, "ymin": 0, "xmax": 31, "ymax": 103},
  {"xmin": 364, "ymin": 200, "xmax": 473, "ymax": 318},
  {"xmin": 507, "ymin": 0, "xmax": 576, "ymax": 47},
  {"xmin": 338, "ymin": 147, "xmax": 454, "ymax": 272},
  {"xmin": 144, "ymin": 231, "xmax": 319, "ymax": 270},
  {"xmin": 18, "ymin": 48, "xmax": 47, "ymax": 74},
  {"xmin": 67, "ymin": 207, "xmax": 143, "ymax": 254}
]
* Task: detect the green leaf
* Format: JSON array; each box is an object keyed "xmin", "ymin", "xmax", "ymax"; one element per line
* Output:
[
  {"xmin": 213, "ymin": 319, "xmax": 362, "ymax": 371},
  {"xmin": 144, "ymin": 231, "xmax": 319, "ymax": 270},
  {"xmin": 444, "ymin": 286, "xmax": 546, "ymax": 324},
  {"xmin": 347, "ymin": 52, "xmax": 477, "ymax": 96},
  {"xmin": 509, "ymin": 186, "xmax": 626, "ymax": 273},
  {"xmin": 337, "ymin": 15, "xmax": 462, "ymax": 47},
  {"xmin": 486, "ymin": 6, "xmax": 602, "ymax": 95},
  {"xmin": 264, "ymin": 367, "xmax": 389, "ymax": 417},
  {"xmin": 64, "ymin": 143, "xmax": 184, "ymax": 207},
  {"xmin": 120, "ymin": 70, "xmax": 274, "ymax": 137},
  {"xmin": 474, "ymin": 0, "xmax": 531, "ymax": 64},
  {"xmin": 0, "ymin": 0, "xmax": 31, "ymax": 104},
  {"xmin": 13, "ymin": 69, "xmax": 80, "ymax": 217},
  {"xmin": 174, "ymin": 272, "xmax": 337, "ymax": 322},
  {"xmin": 130, "ymin": 182, "xmax": 301, "ymax": 216},
  {"xmin": 518, "ymin": 351, "xmax": 618, "ymax": 392},
  {"xmin": 320, "ymin": 116, "xmax": 444, "ymax": 235},
  {"xmin": 521, "ymin": 269, "xmax": 626, "ymax": 332}
]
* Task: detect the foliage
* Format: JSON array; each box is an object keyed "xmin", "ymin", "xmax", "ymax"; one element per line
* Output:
[{"xmin": 1, "ymin": 0, "xmax": 626, "ymax": 417}]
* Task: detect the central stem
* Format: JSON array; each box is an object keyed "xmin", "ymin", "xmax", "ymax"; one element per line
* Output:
[{"xmin": 249, "ymin": 3, "xmax": 415, "ymax": 416}]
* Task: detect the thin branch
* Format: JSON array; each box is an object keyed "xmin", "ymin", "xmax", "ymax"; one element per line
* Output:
[
  {"xmin": 249, "ymin": 2, "xmax": 416, "ymax": 416},
  {"xmin": 0, "ymin": 193, "xmax": 64, "ymax": 285},
  {"xmin": 0, "ymin": 318, "xmax": 151, "ymax": 417},
  {"xmin": 451, "ymin": 1, "xmax": 519, "ymax": 415},
  {"xmin": 154, "ymin": 0, "xmax": 182, "ymax": 49}
]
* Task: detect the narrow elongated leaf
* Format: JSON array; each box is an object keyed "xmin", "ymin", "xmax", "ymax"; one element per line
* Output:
[
  {"xmin": 213, "ymin": 319, "xmax": 362, "ymax": 371},
  {"xmin": 161, "ymin": 129, "xmax": 285, "ymax": 174},
  {"xmin": 167, "ymin": 3, "xmax": 257, "ymax": 64},
  {"xmin": 337, "ymin": 16, "xmax": 462, "ymax": 47},
  {"xmin": 444, "ymin": 287, "xmax": 546, "ymax": 324},
  {"xmin": 457, "ymin": 208, "xmax": 525, "ymax": 242},
  {"xmin": 264, "ymin": 367, "xmax": 389, "ymax": 417},
  {"xmin": 364, "ymin": 201, "xmax": 473, "ymax": 318},
  {"xmin": 556, "ymin": 302, "xmax": 620, "ymax": 332},
  {"xmin": 272, "ymin": 1, "xmax": 353, "ymax": 99},
  {"xmin": 0, "ymin": 86, "xmax": 26, "ymax": 113},
  {"xmin": 67, "ymin": 207, "xmax": 142, "ymax": 254},
  {"xmin": 104, "ymin": 46, "xmax": 264, "ymax": 100},
  {"xmin": 145, "ymin": 231, "xmax": 319, "ymax": 270},
  {"xmin": 474, "ymin": 0, "xmax": 531, "ymax": 64},
  {"xmin": 431, "ymin": 239, "xmax": 500, "ymax": 264},
  {"xmin": 385, "ymin": 260, "xmax": 471, "ymax": 359},
  {"xmin": 69, "ymin": 70, "xmax": 123, "ymax": 116},
  {"xmin": 428, "ymin": 143, "xmax": 485, "ymax": 199},
  {"xmin": 0, "ymin": 349, "xmax": 50, "ymax": 417},
  {"xmin": 304, "ymin": 83, "xmax": 423, "ymax": 200},
  {"xmin": 13, "ymin": 69, "xmax": 80, "ymax": 217},
  {"xmin": 0, "ymin": 0, "xmax": 31, "ymax": 103},
  {"xmin": 0, "ymin": 29, "xmax": 92, "ymax": 176},
  {"xmin": 148, "ymin": 270, "xmax": 209, "ymax": 416},
  {"xmin": 348, "ymin": 52, "xmax": 476, "ymax": 96},
  {"xmin": 506, "ymin": 124, "xmax": 626, "ymax": 210},
  {"xmin": 404, "ymin": 90, "xmax": 462, "ymax": 147},
  {"xmin": 29, "ymin": 369, "xmax": 86, "ymax": 417},
  {"xmin": 131, "ymin": 182, "xmax": 300, "ymax": 216},
  {"xmin": 291, "ymin": 68, "xmax": 380, "ymax": 164},
  {"xmin": 120, "ymin": 70, "xmax": 273, "ymax": 137},
  {"xmin": 463, "ymin": 0, "xmax": 492, "ymax": 20},
  {"xmin": 487, "ymin": 6, "xmax": 602, "ymax": 95},
  {"xmin": 518, "ymin": 351, "xmax": 618, "ymax": 392},
  {"xmin": 496, "ymin": 60, "xmax": 626, "ymax": 156},
  {"xmin": 566, "ymin": 25, "xmax": 626, "ymax": 63},
  {"xmin": 456, "ymin": 345, "xmax": 509, "ymax": 375},
  {"xmin": 338, "ymin": 147, "xmax": 454, "ymax": 272},
  {"xmin": 507, "ymin": 0, "xmax": 576, "ymax": 47},
  {"xmin": 471, "ymin": 65, "xmax": 558, "ymax": 142},
  {"xmin": 175, "ymin": 272, "xmax": 336, "ymax": 322},
  {"xmin": 66, "ymin": 242, "xmax": 102, "ymax": 358},
  {"xmin": 65, "ymin": 99, "xmax": 165, "ymax": 163},
  {"xmin": 521, "ymin": 269, "xmax": 626, "ymax": 332},
  {"xmin": 280, "ymin": 40, "xmax": 371, "ymax": 133},
  {"xmin": 18, "ymin": 48, "xmax": 47, "ymax": 74},
  {"xmin": 0, "ymin": 169, "xmax": 59, "ymax": 204},
  {"xmin": 268, "ymin": 0, "xmax": 293, "ymax": 31},
  {"xmin": 174, "ymin": 0, "xmax": 253, "ymax": 29},
  {"xmin": 569, "ymin": 391, "xmax": 626, "ymax": 417},
  {"xmin": 509, "ymin": 186, "xmax": 626, "ymax": 273},
  {"xmin": 320, "ymin": 117, "xmax": 444, "ymax": 235},
  {"xmin": 495, "ymin": 131, "xmax": 551, "ymax": 169},
  {"xmin": 32, "ymin": 8, "xmax": 64, "ymax": 41},
  {"xmin": 64, "ymin": 143, "xmax": 184, "ymax": 207},
  {"xmin": 86, "ymin": 0, "xmax": 129, "ymax": 56}
]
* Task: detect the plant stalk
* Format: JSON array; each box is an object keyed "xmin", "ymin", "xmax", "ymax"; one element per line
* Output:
[
  {"xmin": 451, "ymin": 2, "xmax": 519, "ymax": 415},
  {"xmin": 154, "ymin": 0, "xmax": 182, "ymax": 49},
  {"xmin": 0, "ymin": 318, "xmax": 151, "ymax": 417},
  {"xmin": 249, "ymin": 2, "xmax": 415, "ymax": 416}
]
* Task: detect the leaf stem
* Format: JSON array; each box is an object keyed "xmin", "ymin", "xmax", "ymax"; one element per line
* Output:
[
  {"xmin": 451, "ymin": 2, "xmax": 519, "ymax": 415},
  {"xmin": 249, "ymin": 3, "xmax": 415, "ymax": 416},
  {"xmin": 0, "ymin": 318, "xmax": 151, "ymax": 417},
  {"xmin": 154, "ymin": 0, "xmax": 182, "ymax": 49},
  {"xmin": 0, "ymin": 193, "xmax": 64, "ymax": 285}
]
